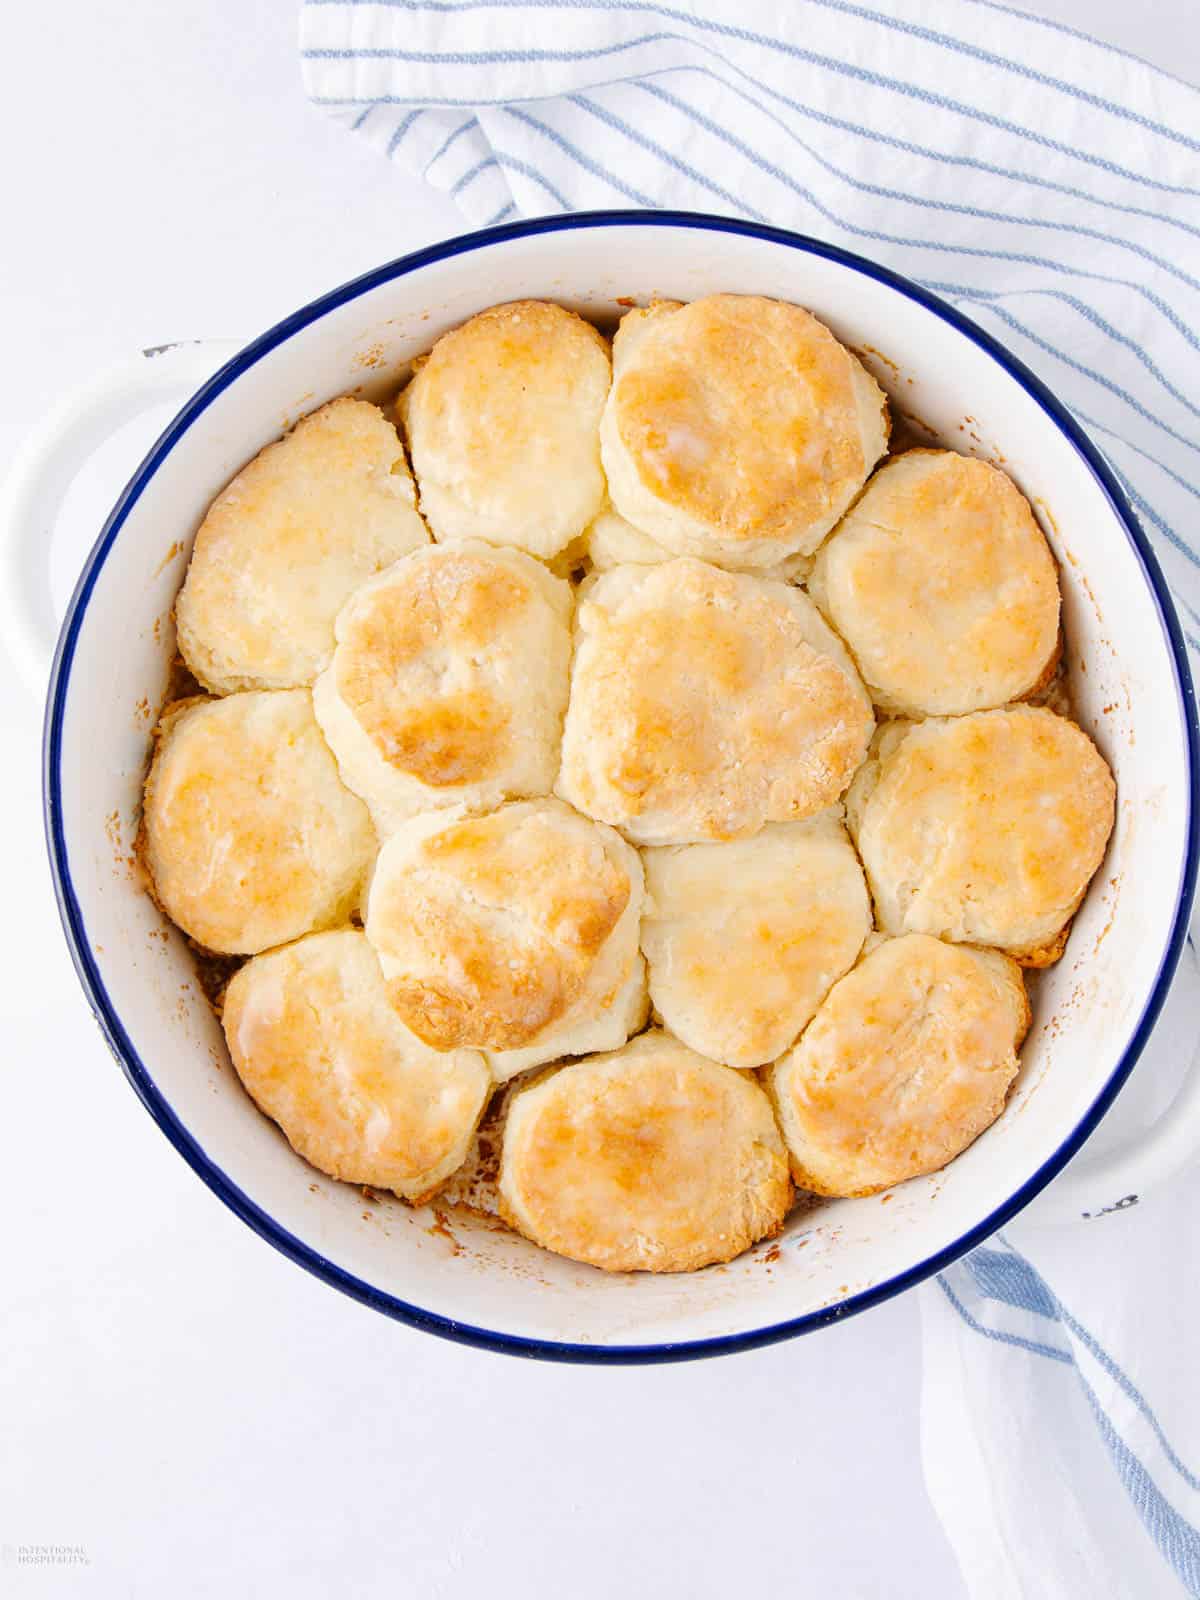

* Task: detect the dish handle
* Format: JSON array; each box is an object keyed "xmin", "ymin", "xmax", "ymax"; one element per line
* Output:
[
  {"xmin": 0, "ymin": 339, "xmax": 240, "ymax": 698},
  {"xmin": 1024, "ymin": 917, "xmax": 1200, "ymax": 1226}
]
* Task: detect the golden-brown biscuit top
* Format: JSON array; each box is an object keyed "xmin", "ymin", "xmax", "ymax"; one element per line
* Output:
[
  {"xmin": 849, "ymin": 707, "xmax": 1115, "ymax": 962},
  {"xmin": 223, "ymin": 930, "xmax": 489, "ymax": 1203},
  {"xmin": 770, "ymin": 934, "xmax": 1027, "ymax": 1197},
  {"xmin": 176, "ymin": 398, "xmax": 429, "ymax": 693},
  {"xmin": 142, "ymin": 690, "xmax": 376, "ymax": 955},
  {"xmin": 365, "ymin": 800, "xmax": 640, "ymax": 1052},
  {"xmin": 640, "ymin": 813, "xmax": 871, "ymax": 1068},
  {"xmin": 312, "ymin": 542, "xmax": 573, "ymax": 833},
  {"xmin": 339, "ymin": 573, "xmax": 512, "ymax": 787},
  {"xmin": 556, "ymin": 559, "xmax": 875, "ymax": 844},
  {"xmin": 603, "ymin": 295, "xmax": 887, "ymax": 562},
  {"xmin": 809, "ymin": 450, "xmax": 1061, "ymax": 716},
  {"xmin": 401, "ymin": 300, "xmax": 610, "ymax": 558},
  {"xmin": 498, "ymin": 1030, "xmax": 792, "ymax": 1273}
]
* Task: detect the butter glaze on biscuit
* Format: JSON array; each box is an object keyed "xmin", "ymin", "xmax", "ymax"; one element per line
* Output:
[
  {"xmin": 600, "ymin": 295, "xmax": 887, "ymax": 569},
  {"xmin": 176, "ymin": 399, "xmax": 429, "ymax": 693},
  {"xmin": 809, "ymin": 450, "xmax": 1061, "ymax": 716},
  {"xmin": 142, "ymin": 690, "xmax": 376, "ymax": 955},
  {"xmin": 313, "ymin": 542, "xmax": 573, "ymax": 833},
  {"xmin": 847, "ymin": 707, "xmax": 1115, "ymax": 963},
  {"xmin": 401, "ymin": 300, "xmax": 610, "ymax": 559},
  {"xmin": 641, "ymin": 812, "xmax": 871, "ymax": 1068},
  {"xmin": 499, "ymin": 1030, "xmax": 792, "ymax": 1272},
  {"xmin": 224, "ymin": 934, "xmax": 489, "ymax": 1203},
  {"xmin": 364, "ymin": 799, "xmax": 647, "ymax": 1080},
  {"xmin": 769, "ymin": 934, "xmax": 1028, "ymax": 1196},
  {"xmin": 223, "ymin": 930, "xmax": 489, "ymax": 1203},
  {"xmin": 556, "ymin": 559, "xmax": 875, "ymax": 844}
]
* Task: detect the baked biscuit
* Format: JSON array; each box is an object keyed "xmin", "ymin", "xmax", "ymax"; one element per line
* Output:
[
  {"xmin": 769, "ymin": 934, "xmax": 1028, "ymax": 1196},
  {"xmin": 847, "ymin": 707, "xmax": 1115, "ymax": 963},
  {"xmin": 641, "ymin": 812, "xmax": 871, "ymax": 1068},
  {"xmin": 586, "ymin": 505, "xmax": 813, "ymax": 582},
  {"xmin": 176, "ymin": 399, "xmax": 429, "ymax": 693},
  {"xmin": 142, "ymin": 690, "xmax": 376, "ymax": 954},
  {"xmin": 313, "ymin": 543, "xmax": 573, "ymax": 834},
  {"xmin": 364, "ymin": 800, "xmax": 647, "ymax": 1081},
  {"xmin": 600, "ymin": 295, "xmax": 887, "ymax": 569},
  {"xmin": 400, "ymin": 300, "xmax": 610, "ymax": 559},
  {"xmin": 556, "ymin": 559, "xmax": 875, "ymax": 845},
  {"xmin": 808, "ymin": 450, "xmax": 1061, "ymax": 716},
  {"xmin": 223, "ymin": 930, "xmax": 489, "ymax": 1203},
  {"xmin": 498, "ymin": 1030, "xmax": 792, "ymax": 1272}
]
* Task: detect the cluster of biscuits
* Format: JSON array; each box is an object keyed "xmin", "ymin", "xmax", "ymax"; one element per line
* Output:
[{"xmin": 141, "ymin": 295, "xmax": 1116, "ymax": 1275}]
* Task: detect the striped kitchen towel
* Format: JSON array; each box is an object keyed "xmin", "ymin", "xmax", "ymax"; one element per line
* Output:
[
  {"xmin": 922, "ymin": 928, "xmax": 1200, "ymax": 1600},
  {"xmin": 300, "ymin": 0, "xmax": 1200, "ymax": 658},
  {"xmin": 301, "ymin": 3, "xmax": 1200, "ymax": 1593}
]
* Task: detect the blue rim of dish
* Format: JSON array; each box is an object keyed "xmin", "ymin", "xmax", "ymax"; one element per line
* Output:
[{"xmin": 44, "ymin": 210, "xmax": 1200, "ymax": 1365}]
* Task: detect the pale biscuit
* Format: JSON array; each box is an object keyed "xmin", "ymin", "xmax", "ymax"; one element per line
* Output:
[
  {"xmin": 364, "ymin": 800, "xmax": 647, "ymax": 1080},
  {"xmin": 401, "ymin": 300, "xmax": 610, "ymax": 559},
  {"xmin": 142, "ymin": 690, "xmax": 376, "ymax": 955},
  {"xmin": 846, "ymin": 707, "xmax": 1115, "ymax": 963},
  {"xmin": 176, "ymin": 399, "xmax": 429, "ymax": 693},
  {"xmin": 808, "ymin": 450, "xmax": 1061, "ymax": 716},
  {"xmin": 313, "ymin": 543, "xmax": 573, "ymax": 834},
  {"xmin": 769, "ymin": 934, "xmax": 1028, "ymax": 1196},
  {"xmin": 556, "ymin": 559, "xmax": 875, "ymax": 845},
  {"xmin": 641, "ymin": 812, "xmax": 871, "ymax": 1068},
  {"xmin": 498, "ymin": 1030, "xmax": 792, "ymax": 1272},
  {"xmin": 600, "ymin": 295, "xmax": 888, "ymax": 569},
  {"xmin": 586, "ymin": 505, "xmax": 813, "ymax": 582},
  {"xmin": 223, "ymin": 930, "xmax": 490, "ymax": 1203}
]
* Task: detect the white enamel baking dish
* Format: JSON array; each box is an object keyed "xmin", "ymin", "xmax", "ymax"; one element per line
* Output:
[{"xmin": 5, "ymin": 212, "xmax": 1198, "ymax": 1362}]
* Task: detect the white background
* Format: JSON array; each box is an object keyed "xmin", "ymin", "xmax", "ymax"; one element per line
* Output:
[{"xmin": 2, "ymin": 3, "xmax": 1196, "ymax": 1595}]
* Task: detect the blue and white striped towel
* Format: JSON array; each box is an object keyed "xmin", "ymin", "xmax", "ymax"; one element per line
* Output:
[{"xmin": 302, "ymin": 3, "xmax": 1200, "ymax": 1592}]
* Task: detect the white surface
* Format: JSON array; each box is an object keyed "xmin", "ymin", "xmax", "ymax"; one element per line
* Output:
[{"xmin": 1, "ymin": 2, "xmax": 1195, "ymax": 1595}]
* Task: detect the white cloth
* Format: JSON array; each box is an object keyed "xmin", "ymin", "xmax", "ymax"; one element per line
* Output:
[
  {"xmin": 923, "ymin": 934, "xmax": 1200, "ymax": 1599},
  {"xmin": 301, "ymin": 3, "xmax": 1200, "ymax": 1592}
]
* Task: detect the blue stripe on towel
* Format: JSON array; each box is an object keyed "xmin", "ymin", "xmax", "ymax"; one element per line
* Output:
[
  {"xmin": 937, "ymin": 1276, "xmax": 1072, "ymax": 1363},
  {"xmin": 303, "ymin": 0, "xmax": 1200, "ymax": 195},
  {"xmin": 965, "ymin": 1248, "xmax": 1061, "ymax": 1319},
  {"xmin": 307, "ymin": 34, "xmax": 1200, "ymax": 233},
  {"xmin": 386, "ymin": 107, "xmax": 424, "ymax": 154},
  {"xmin": 958, "ymin": 1244, "xmax": 1200, "ymax": 1494},
  {"xmin": 943, "ymin": 1252, "xmax": 1200, "ymax": 1593},
  {"xmin": 504, "ymin": 106, "xmax": 660, "ymax": 206},
  {"xmin": 566, "ymin": 92, "xmax": 769, "ymax": 220},
  {"xmin": 425, "ymin": 116, "xmax": 478, "ymax": 169},
  {"xmin": 1075, "ymin": 1373, "xmax": 1200, "ymax": 1595},
  {"xmin": 802, "ymin": 0, "xmax": 1200, "ymax": 151}
]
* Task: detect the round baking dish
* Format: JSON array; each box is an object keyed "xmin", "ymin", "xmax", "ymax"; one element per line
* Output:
[{"xmin": 14, "ymin": 212, "xmax": 1198, "ymax": 1362}]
